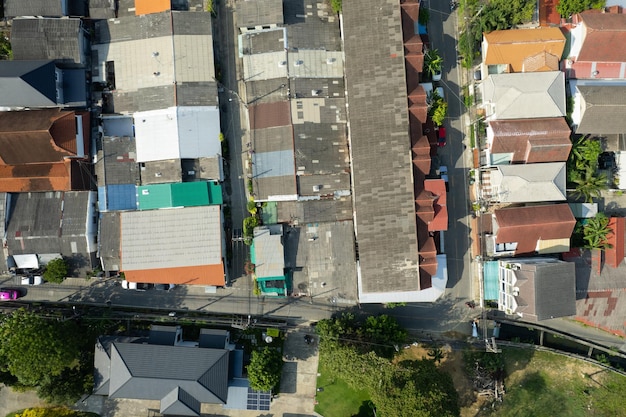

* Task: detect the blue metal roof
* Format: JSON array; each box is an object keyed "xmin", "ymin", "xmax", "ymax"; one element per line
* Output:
[{"xmin": 98, "ymin": 184, "xmax": 137, "ymax": 211}]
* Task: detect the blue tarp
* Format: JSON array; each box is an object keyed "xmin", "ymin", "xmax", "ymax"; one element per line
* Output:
[{"xmin": 484, "ymin": 261, "xmax": 499, "ymax": 301}]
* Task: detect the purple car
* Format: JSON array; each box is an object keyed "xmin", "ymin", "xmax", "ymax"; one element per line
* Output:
[{"xmin": 0, "ymin": 289, "xmax": 20, "ymax": 300}]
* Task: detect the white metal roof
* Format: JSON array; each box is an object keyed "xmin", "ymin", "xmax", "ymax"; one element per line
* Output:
[{"xmin": 134, "ymin": 106, "xmax": 221, "ymax": 162}]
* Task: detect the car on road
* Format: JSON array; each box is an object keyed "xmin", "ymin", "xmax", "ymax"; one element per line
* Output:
[
  {"xmin": 0, "ymin": 289, "xmax": 21, "ymax": 300},
  {"xmin": 21, "ymin": 276, "xmax": 43, "ymax": 286},
  {"xmin": 121, "ymin": 280, "xmax": 149, "ymax": 291},
  {"xmin": 437, "ymin": 127, "xmax": 446, "ymax": 147},
  {"xmin": 154, "ymin": 283, "xmax": 176, "ymax": 291}
]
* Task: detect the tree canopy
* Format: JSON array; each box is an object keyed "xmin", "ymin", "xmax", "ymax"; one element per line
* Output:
[
  {"xmin": 316, "ymin": 312, "xmax": 459, "ymax": 416},
  {"xmin": 43, "ymin": 258, "xmax": 68, "ymax": 283},
  {"xmin": 583, "ymin": 213, "xmax": 612, "ymax": 250},
  {"xmin": 0, "ymin": 309, "xmax": 82, "ymax": 386},
  {"xmin": 556, "ymin": 0, "xmax": 605, "ymax": 18},
  {"xmin": 247, "ymin": 347, "xmax": 283, "ymax": 391}
]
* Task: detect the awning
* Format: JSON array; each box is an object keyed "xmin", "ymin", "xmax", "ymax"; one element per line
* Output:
[{"xmin": 12, "ymin": 254, "xmax": 39, "ymax": 269}]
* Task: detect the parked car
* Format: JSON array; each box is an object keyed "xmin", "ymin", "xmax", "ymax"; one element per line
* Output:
[
  {"xmin": 21, "ymin": 276, "xmax": 43, "ymax": 285},
  {"xmin": 437, "ymin": 127, "xmax": 447, "ymax": 147},
  {"xmin": 121, "ymin": 280, "xmax": 149, "ymax": 291},
  {"xmin": 439, "ymin": 165, "xmax": 450, "ymax": 192},
  {"xmin": 154, "ymin": 283, "xmax": 176, "ymax": 291},
  {"xmin": 0, "ymin": 289, "xmax": 21, "ymax": 300}
]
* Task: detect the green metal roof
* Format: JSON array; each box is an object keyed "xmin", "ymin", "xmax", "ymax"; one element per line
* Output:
[{"xmin": 138, "ymin": 182, "xmax": 223, "ymax": 210}]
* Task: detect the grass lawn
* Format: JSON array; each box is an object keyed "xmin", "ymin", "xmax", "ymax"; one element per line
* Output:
[
  {"xmin": 479, "ymin": 348, "xmax": 626, "ymax": 417},
  {"xmin": 314, "ymin": 360, "xmax": 373, "ymax": 417}
]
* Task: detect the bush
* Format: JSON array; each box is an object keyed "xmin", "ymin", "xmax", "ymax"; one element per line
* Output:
[
  {"xmin": 43, "ymin": 258, "xmax": 68, "ymax": 283},
  {"xmin": 330, "ymin": 0, "xmax": 342, "ymax": 13},
  {"xmin": 247, "ymin": 347, "xmax": 283, "ymax": 391},
  {"xmin": 243, "ymin": 216, "xmax": 259, "ymax": 241}
]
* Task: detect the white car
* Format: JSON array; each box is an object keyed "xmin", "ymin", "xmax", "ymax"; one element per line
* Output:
[
  {"xmin": 21, "ymin": 276, "xmax": 43, "ymax": 285},
  {"xmin": 121, "ymin": 280, "xmax": 147, "ymax": 291}
]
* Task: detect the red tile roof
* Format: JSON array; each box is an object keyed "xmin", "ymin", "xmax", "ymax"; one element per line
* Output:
[
  {"xmin": 577, "ymin": 11, "xmax": 626, "ymax": 63},
  {"xmin": 489, "ymin": 118, "xmax": 572, "ymax": 163},
  {"xmin": 494, "ymin": 204, "xmax": 576, "ymax": 255},
  {"xmin": 539, "ymin": 0, "xmax": 561, "ymax": 27},
  {"xmin": 424, "ymin": 179, "xmax": 448, "ymax": 231}
]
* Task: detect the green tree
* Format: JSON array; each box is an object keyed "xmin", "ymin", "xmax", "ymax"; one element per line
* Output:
[
  {"xmin": 361, "ymin": 315, "xmax": 407, "ymax": 358},
  {"xmin": 330, "ymin": 0, "xmax": 342, "ymax": 14},
  {"xmin": 247, "ymin": 347, "xmax": 283, "ymax": 391},
  {"xmin": 43, "ymin": 258, "xmax": 68, "ymax": 283},
  {"xmin": 0, "ymin": 31, "xmax": 11, "ymax": 60},
  {"xmin": 428, "ymin": 92, "xmax": 448, "ymax": 127},
  {"xmin": 556, "ymin": 0, "xmax": 605, "ymax": 18},
  {"xmin": 0, "ymin": 309, "xmax": 82, "ymax": 386},
  {"xmin": 423, "ymin": 49, "xmax": 443, "ymax": 78},
  {"xmin": 583, "ymin": 213, "xmax": 612, "ymax": 250},
  {"xmin": 572, "ymin": 167, "xmax": 608, "ymax": 203}
]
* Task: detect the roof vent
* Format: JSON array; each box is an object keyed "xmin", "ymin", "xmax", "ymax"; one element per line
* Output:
[
  {"xmin": 155, "ymin": 172, "xmax": 162, "ymax": 177},
  {"xmin": 295, "ymin": 60, "xmax": 304, "ymax": 66},
  {"xmin": 278, "ymin": 61, "xmax": 287, "ymax": 67},
  {"xmin": 313, "ymin": 185, "xmax": 321, "ymax": 192},
  {"xmin": 311, "ymin": 89, "xmax": 320, "ymax": 96},
  {"xmin": 153, "ymin": 72, "xmax": 160, "ymax": 77},
  {"xmin": 326, "ymin": 57, "xmax": 336, "ymax": 64},
  {"xmin": 152, "ymin": 52, "xmax": 159, "ymax": 57}
]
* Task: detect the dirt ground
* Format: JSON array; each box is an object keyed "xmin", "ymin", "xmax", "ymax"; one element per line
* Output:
[{"xmin": 395, "ymin": 344, "xmax": 488, "ymax": 417}]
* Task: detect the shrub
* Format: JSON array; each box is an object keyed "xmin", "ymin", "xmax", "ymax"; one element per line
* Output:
[
  {"xmin": 330, "ymin": 0, "xmax": 342, "ymax": 14},
  {"xmin": 43, "ymin": 258, "xmax": 68, "ymax": 283},
  {"xmin": 247, "ymin": 347, "xmax": 283, "ymax": 391}
]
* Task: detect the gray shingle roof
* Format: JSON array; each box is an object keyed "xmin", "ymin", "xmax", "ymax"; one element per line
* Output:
[
  {"xmin": 11, "ymin": 18, "xmax": 85, "ymax": 64},
  {"xmin": 236, "ymin": 0, "xmax": 283, "ymax": 29},
  {"xmin": 343, "ymin": 0, "xmax": 420, "ymax": 294},
  {"xmin": 198, "ymin": 329, "xmax": 229, "ymax": 349},
  {"xmin": 89, "ymin": 0, "xmax": 117, "ymax": 19},
  {"xmin": 4, "ymin": 0, "xmax": 64, "ymax": 17},
  {"xmin": 107, "ymin": 342, "xmax": 229, "ymax": 404},
  {"xmin": 98, "ymin": 212, "xmax": 121, "ymax": 272},
  {"xmin": 284, "ymin": 0, "xmax": 340, "ymax": 51},
  {"xmin": 97, "ymin": 136, "xmax": 139, "ymax": 187},
  {"xmin": 576, "ymin": 85, "xmax": 626, "ymax": 134},
  {"xmin": 161, "ymin": 387, "xmax": 201, "ymax": 416},
  {"xmin": 0, "ymin": 60, "xmax": 57, "ymax": 107}
]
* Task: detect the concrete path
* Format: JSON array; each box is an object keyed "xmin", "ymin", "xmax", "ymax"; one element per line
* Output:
[{"xmin": 0, "ymin": 384, "xmax": 46, "ymax": 416}]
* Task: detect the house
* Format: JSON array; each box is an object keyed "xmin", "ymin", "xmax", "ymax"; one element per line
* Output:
[
  {"xmin": 481, "ymin": 28, "xmax": 565, "ymax": 78},
  {"xmin": 0, "ymin": 60, "xmax": 87, "ymax": 108},
  {"xmin": 11, "ymin": 18, "xmax": 88, "ymax": 66},
  {"xmin": 251, "ymin": 225, "xmax": 289, "ymax": 297},
  {"xmin": 137, "ymin": 181, "xmax": 222, "ymax": 210},
  {"xmin": 485, "ymin": 204, "xmax": 576, "ymax": 257},
  {"xmin": 236, "ymin": 0, "xmax": 283, "ymax": 32},
  {"xmin": 133, "ymin": 107, "xmax": 221, "ymax": 175},
  {"xmin": 248, "ymin": 101, "xmax": 298, "ymax": 201},
  {"xmin": 4, "ymin": 191, "xmax": 98, "ymax": 272},
  {"xmin": 565, "ymin": 10, "xmax": 626, "ymax": 79},
  {"xmin": 485, "ymin": 117, "xmax": 572, "ymax": 165},
  {"xmin": 119, "ymin": 206, "xmax": 225, "ymax": 286},
  {"xmin": 93, "ymin": 325, "xmax": 261, "ymax": 415},
  {"xmin": 569, "ymin": 82, "xmax": 626, "ymax": 134},
  {"xmin": 480, "ymin": 71, "xmax": 566, "ymax": 120},
  {"xmin": 479, "ymin": 162, "xmax": 567, "ymax": 203},
  {"xmin": 98, "ymin": 212, "xmax": 121, "ymax": 275},
  {"xmin": 3, "ymin": 0, "xmax": 86, "ymax": 17},
  {"xmin": 343, "ymin": 0, "xmax": 447, "ymax": 303},
  {"xmin": 0, "ymin": 109, "xmax": 92, "ymax": 192},
  {"xmin": 497, "ymin": 258, "xmax": 576, "ymax": 321},
  {"xmin": 91, "ymin": 11, "xmax": 218, "ymax": 113},
  {"xmin": 96, "ymin": 135, "xmax": 139, "ymax": 212}
]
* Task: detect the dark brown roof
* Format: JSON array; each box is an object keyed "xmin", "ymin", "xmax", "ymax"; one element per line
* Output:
[
  {"xmin": 0, "ymin": 109, "xmax": 84, "ymax": 165},
  {"xmin": 489, "ymin": 118, "xmax": 572, "ymax": 163},
  {"xmin": 494, "ymin": 204, "xmax": 576, "ymax": 255},
  {"xmin": 248, "ymin": 101, "xmax": 291, "ymax": 130}
]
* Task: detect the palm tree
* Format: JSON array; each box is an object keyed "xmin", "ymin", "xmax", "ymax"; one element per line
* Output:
[
  {"xmin": 583, "ymin": 213, "xmax": 612, "ymax": 250},
  {"xmin": 424, "ymin": 49, "xmax": 443, "ymax": 81},
  {"xmin": 571, "ymin": 167, "xmax": 608, "ymax": 203},
  {"xmin": 427, "ymin": 347, "xmax": 445, "ymax": 364}
]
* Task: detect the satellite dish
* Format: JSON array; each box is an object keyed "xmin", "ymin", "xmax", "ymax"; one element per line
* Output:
[{"xmin": 265, "ymin": 336, "xmax": 273, "ymax": 344}]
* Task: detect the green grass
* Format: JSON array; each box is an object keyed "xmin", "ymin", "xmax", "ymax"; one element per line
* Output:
[
  {"xmin": 314, "ymin": 361, "xmax": 373, "ymax": 417},
  {"xmin": 478, "ymin": 348, "xmax": 626, "ymax": 417}
]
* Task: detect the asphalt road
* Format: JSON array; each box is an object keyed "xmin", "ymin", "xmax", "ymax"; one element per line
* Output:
[{"xmin": 428, "ymin": 1, "xmax": 474, "ymax": 302}]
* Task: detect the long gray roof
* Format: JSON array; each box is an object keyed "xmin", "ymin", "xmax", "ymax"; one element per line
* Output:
[
  {"xmin": 102, "ymin": 341, "xmax": 229, "ymax": 404},
  {"xmin": 11, "ymin": 18, "xmax": 84, "ymax": 64},
  {"xmin": 516, "ymin": 260, "xmax": 576, "ymax": 320},
  {"xmin": 576, "ymin": 85, "xmax": 626, "ymax": 134},
  {"xmin": 343, "ymin": 0, "xmax": 420, "ymax": 294},
  {"xmin": 236, "ymin": 0, "xmax": 283, "ymax": 29},
  {"xmin": 0, "ymin": 60, "xmax": 57, "ymax": 107},
  {"xmin": 96, "ymin": 136, "xmax": 139, "ymax": 187},
  {"xmin": 4, "ymin": 0, "xmax": 64, "ymax": 17},
  {"xmin": 99, "ymin": 212, "xmax": 121, "ymax": 272}
]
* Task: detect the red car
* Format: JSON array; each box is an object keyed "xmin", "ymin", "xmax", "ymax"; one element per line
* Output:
[
  {"xmin": 437, "ymin": 127, "xmax": 447, "ymax": 147},
  {"xmin": 0, "ymin": 289, "xmax": 20, "ymax": 300}
]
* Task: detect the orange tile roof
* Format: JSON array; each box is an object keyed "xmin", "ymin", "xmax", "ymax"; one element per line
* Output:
[
  {"xmin": 483, "ymin": 28, "xmax": 566, "ymax": 72},
  {"xmin": 0, "ymin": 161, "xmax": 72, "ymax": 192},
  {"xmin": 135, "ymin": 0, "xmax": 171, "ymax": 15},
  {"xmin": 123, "ymin": 263, "xmax": 225, "ymax": 286},
  {"xmin": 539, "ymin": 0, "xmax": 561, "ymax": 27},
  {"xmin": 424, "ymin": 179, "xmax": 447, "ymax": 232}
]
